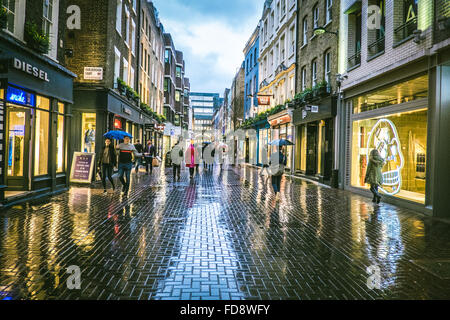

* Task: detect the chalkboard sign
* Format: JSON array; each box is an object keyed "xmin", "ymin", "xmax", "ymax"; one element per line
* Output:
[{"xmin": 70, "ymin": 152, "xmax": 96, "ymax": 183}]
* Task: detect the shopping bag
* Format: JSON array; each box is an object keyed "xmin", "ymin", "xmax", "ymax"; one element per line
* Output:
[{"xmin": 152, "ymin": 158, "xmax": 160, "ymax": 167}]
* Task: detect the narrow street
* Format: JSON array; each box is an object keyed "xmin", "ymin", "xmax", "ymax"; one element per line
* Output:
[{"xmin": 1, "ymin": 165, "xmax": 449, "ymax": 300}]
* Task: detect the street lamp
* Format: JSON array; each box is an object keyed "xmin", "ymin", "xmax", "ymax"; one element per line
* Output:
[{"xmin": 313, "ymin": 27, "xmax": 338, "ymax": 37}]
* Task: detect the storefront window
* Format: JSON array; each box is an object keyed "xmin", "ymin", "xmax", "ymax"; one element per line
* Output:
[
  {"xmin": 57, "ymin": 103, "xmax": 65, "ymax": 173},
  {"xmin": 300, "ymin": 125, "xmax": 307, "ymax": 171},
  {"xmin": 82, "ymin": 113, "xmax": 96, "ymax": 153},
  {"xmin": 352, "ymin": 74, "xmax": 428, "ymax": 114},
  {"xmin": 351, "ymin": 108, "xmax": 427, "ymax": 203},
  {"xmin": 34, "ymin": 96, "xmax": 50, "ymax": 176}
]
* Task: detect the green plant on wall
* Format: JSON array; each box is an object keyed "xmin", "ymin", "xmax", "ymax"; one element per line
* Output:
[
  {"xmin": 24, "ymin": 22, "xmax": 50, "ymax": 54},
  {"xmin": 0, "ymin": 7, "xmax": 7, "ymax": 29}
]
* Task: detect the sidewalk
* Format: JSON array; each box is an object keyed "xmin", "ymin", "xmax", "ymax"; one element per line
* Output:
[{"xmin": 0, "ymin": 165, "xmax": 449, "ymax": 300}]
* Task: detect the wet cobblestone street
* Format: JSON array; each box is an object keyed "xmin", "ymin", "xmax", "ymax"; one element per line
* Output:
[{"xmin": 1, "ymin": 165, "xmax": 450, "ymax": 300}]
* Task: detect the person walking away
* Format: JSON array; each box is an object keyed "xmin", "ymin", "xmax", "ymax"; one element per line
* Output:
[
  {"xmin": 269, "ymin": 146, "xmax": 287, "ymax": 200},
  {"xmin": 116, "ymin": 136, "xmax": 142, "ymax": 194},
  {"xmin": 187, "ymin": 140, "xmax": 197, "ymax": 178},
  {"xmin": 134, "ymin": 139, "xmax": 144, "ymax": 173},
  {"xmin": 260, "ymin": 145, "xmax": 270, "ymax": 176},
  {"xmin": 144, "ymin": 140, "xmax": 156, "ymax": 175},
  {"xmin": 98, "ymin": 138, "xmax": 116, "ymax": 193},
  {"xmin": 171, "ymin": 143, "xmax": 183, "ymax": 181},
  {"xmin": 365, "ymin": 148, "xmax": 385, "ymax": 204}
]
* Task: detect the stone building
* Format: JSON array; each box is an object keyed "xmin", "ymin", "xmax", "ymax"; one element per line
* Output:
[{"xmin": 292, "ymin": 0, "xmax": 339, "ymax": 185}]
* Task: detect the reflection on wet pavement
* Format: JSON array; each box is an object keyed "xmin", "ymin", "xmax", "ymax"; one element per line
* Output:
[{"xmin": 0, "ymin": 165, "xmax": 450, "ymax": 300}]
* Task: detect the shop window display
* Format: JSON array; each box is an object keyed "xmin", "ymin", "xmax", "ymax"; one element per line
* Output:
[
  {"xmin": 57, "ymin": 103, "xmax": 65, "ymax": 173},
  {"xmin": 34, "ymin": 96, "xmax": 50, "ymax": 176},
  {"xmin": 82, "ymin": 113, "xmax": 96, "ymax": 153},
  {"xmin": 351, "ymin": 109, "xmax": 427, "ymax": 203}
]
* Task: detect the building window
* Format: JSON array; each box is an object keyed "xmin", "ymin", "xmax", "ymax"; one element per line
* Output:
[
  {"xmin": 303, "ymin": 17, "xmax": 308, "ymax": 45},
  {"xmin": 368, "ymin": 0, "xmax": 385, "ymax": 57},
  {"xmin": 35, "ymin": 96, "xmax": 50, "ymax": 176},
  {"xmin": 165, "ymin": 49, "xmax": 171, "ymax": 63},
  {"xmin": 280, "ymin": 36, "xmax": 285, "ymax": 61},
  {"xmin": 125, "ymin": 7, "xmax": 130, "ymax": 46},
  {"xmin": 116, "ymin": 0, "xmax": 122, "ymax": 35},
  {"xmin": 176, "ymin": 66, "xmax": 182, "ymax": 78},
  {"xmin": 394, "ymin": 0, "xmax": 418, "ymax": 43},
  {"xmin": 56, "ymin": 103, "xmax": 65, "ymax": 173},
  {"xmin": 2, "ymin": 0, "xmax": 15, "ymax": 33},
  {"xmin": 130, "ymin": 67, "xmax": 135, "ymax": 90},
  {"xmin": 254, "ymin": 48, "xmax": 258, "ymax": 65},
  {"xmin": 123, "ymin": 58, "xmax": 129, "ymax": 84},
  {"xmin": 114, "ymin": 47, "xmax": 121, "ymax": 85},
  {"xmin": 324, "ymin": 50, "xmax": 331, "ymax": 85},
  {"xmin": 301, "ymin": 66, "xmax": 307, "ymax": 90},
  {"xmin": 347, "ymin": 10, "xmax": 362, "ymax": 69},
  {"xmin": 325, "ymin": 0, "xmax": 332, "ymax": 24},
  {"xmin": 42, "ymin": 0, "xmax": 53, "ymax": 37},
  {"xmin": 82, "ymin": 113, "xmax": 96, "ymax": 153},
  {"xmin": 281, "ymin": 0, "xmax": 286, "ymax": 17},
  {"xmin": 313, "ymin": 4, "xmax": 319, "ymax": 29},
  {"xmin": 311, "ymin": 59, "xmax": 317, "ymax": 87},
  {"xmin": 175, "ymin": 91, "xmax": 181, "ymax": 102},
  {"xmin": 131, "ymin": 20, "xmax": 136, "ymax": 55}
]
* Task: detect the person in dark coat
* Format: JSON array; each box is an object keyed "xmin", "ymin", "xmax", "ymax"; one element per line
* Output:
[
  {"xmin": 365, "ymin": 148, "xmax": 385, "ymax": 204},
  {"xmin": 134, "ymin": 139, "xmax": 144, "ymax": 173},
  {"xmin": 269, "ymin": 146, "xmax": 287, "ymax": 200},
  {"xmin": 98, "ymin": 138, "xmax": 117, "ymax": 193},
  {"xmin": 144, "ymin": 140, "xmax": 156, "ymax": 175}
]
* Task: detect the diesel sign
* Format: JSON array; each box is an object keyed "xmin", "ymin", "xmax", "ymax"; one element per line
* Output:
[{"xmin": 13, "ymin": 58, "xmax": 50, "ymax": 82}]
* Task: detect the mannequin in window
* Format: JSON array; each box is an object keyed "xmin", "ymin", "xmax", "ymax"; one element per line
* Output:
[{"xmin": 84, "ymin": 124, "xmax": 95, "ymax": 153}]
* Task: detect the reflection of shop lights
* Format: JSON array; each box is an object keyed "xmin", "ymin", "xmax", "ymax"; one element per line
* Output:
[
  {"xmin": 114, "ymin": 119, "xmax": 122, "ymax": 129},
  {"xmin": 367, "ymin": 118, "xmax": 405, "ymax": 196}
]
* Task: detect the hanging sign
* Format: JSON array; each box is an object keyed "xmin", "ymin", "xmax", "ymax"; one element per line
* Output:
[
  {"xmin": 70, "ymin": 152, "xmax": 96, "ymax": 183},
  {"xmin": 258, "ymin": 96, "xmax": 271, "ymax": 106}
]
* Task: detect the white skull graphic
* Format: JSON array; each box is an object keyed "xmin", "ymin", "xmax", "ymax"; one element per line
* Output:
[{"xmin": 367, "ymin": 119, "xmax": 404, "ymax": 195}]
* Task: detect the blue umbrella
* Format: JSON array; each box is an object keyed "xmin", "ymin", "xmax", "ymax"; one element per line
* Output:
[
  {"xmin": 269, "ymin": 139, "xmax": 294, "ymax": 146},
  {"xmin": 103, "ymin": 130, "xmax": 132, "ymax": 140}
]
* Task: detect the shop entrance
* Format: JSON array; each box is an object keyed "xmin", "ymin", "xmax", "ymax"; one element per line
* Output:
[
  {"xmin": 306, "ymin": 123, "xmax": 317, "ymax": 175},
  {"xmin": 5, "ymin": 107, "xmax": 31, "ymax": 191}
]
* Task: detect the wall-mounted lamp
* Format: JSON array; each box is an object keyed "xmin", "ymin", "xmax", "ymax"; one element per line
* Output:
[{"xmin": 313, "ymin": 27, "xmax": 339, "ymax": 37}]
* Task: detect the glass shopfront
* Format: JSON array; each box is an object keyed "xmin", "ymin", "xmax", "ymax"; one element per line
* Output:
[
  {"xmin": 57, "ymin": 103, "xmax": 65, "ymax": 173},
  {"xmin": 34, "ymin": 96, "xmax": 50, "ymax": 176},
  {"xmin": 258, "ymin": 128, "xmax": 270, "ymax": 165},
  {"xmin": 350, "ymin": 74, "xmax": 429, "ymax": 204},
  {"xmin": 351, "ymin": 108, "xmax": 427, "ymax": 203}
]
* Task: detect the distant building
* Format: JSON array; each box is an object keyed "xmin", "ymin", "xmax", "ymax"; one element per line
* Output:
[
  {"xmin": 190, "ymin": 92, "xmax": 220, "ymax": 143},
  {"xmin": 243, "ymin": 25, "xmax": 260, "ymax": 120}
]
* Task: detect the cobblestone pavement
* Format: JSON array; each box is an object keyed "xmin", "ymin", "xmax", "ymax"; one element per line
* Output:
[{"xmin": 1, "ymin": 164, "xmax": 450, "ymax": 300}]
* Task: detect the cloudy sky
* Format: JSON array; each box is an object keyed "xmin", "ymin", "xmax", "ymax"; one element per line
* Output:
[{"xmin": 153, "ymin": 0, "xmax": 264, "ymax": 95}]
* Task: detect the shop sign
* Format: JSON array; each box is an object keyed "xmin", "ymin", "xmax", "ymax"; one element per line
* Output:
[
  {"xmin": 258, "ymin": 96, "xmax": 271, "ymax": 106},
  {"xmin": 114, "ymin": 118, "xmax": 122, "ymax": 129},
  {"xmin": 122, "ymin": 106, "xmax": 132, "ymax": 115},
  {"xmin": 70, "ymin": 152, "xmax": 96, "ymax": 184},
  {"xmin": 310, "ymin": 105, "xmax": 319, "ymax": 113},
  {"xmin": 84, "ymin": 67, "xmax": 103, "ymax": 80},
  {"xmin": 302, "ymin": 109, "xmax": 307, "ymax": 119},
  {"xmin": 13, "ymin": 58, "xmax": 49, "ymax": 82},
  {"xmin": 6, "ymin": 87, "xmax": 35, "ymax": 106},
  {"xmin": 269, "ymin": 114, "xmax": 291, "ymax": 127}
]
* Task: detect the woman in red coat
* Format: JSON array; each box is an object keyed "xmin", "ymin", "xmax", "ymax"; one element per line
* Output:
[{"xmin": 186, "ymin": 140, "xmax": 198, "ymax": 178}]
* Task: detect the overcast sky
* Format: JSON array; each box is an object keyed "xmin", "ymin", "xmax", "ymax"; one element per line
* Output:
[{"xmin": 153, "ymin": 0, "xmax": 264, "ymax": 96}]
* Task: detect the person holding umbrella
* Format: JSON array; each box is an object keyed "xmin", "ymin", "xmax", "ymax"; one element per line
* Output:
[
  {"xmin": 113, "ymin": 133, "xmax": 142, "ymax": 194},
  {"xmin": 97, "ymin": 138, "xmax": 116, "ymax": 193},
  {"xmin": 269, "ymin": 139, "xmax": 292, "ymax": 200}
]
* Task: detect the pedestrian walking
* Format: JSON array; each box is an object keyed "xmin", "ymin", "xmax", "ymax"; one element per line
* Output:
[
  {"xmin": 187, "ymin": 140, "xmax": 197, "ymax": 179},
  {"xmin": 269, "ymin": 146, "xmax": 287, "ymax": 200},
  {"xmin": 144, "ymin": 140, "xmax": 156, "ymax": 175},
  {"xmin": 171, "ymin": 142, "xmax": 183, "ymax": 182},
  {"xmin": 365, "ymin": 148, "xmax": 385, "ymax": 204},
  {"xmin": 116, "ymin": 136, "xmax": 142, "ymax": 194},
  {"xmin": 98, "ymin": 138, "xmax": 116, "ymax": 193},
  {"xmin": 260, "ymin": 145, "xmax": 270, "ymax": 176},
  {"xmin": 134, "ymin": 139, "xmax": 144, "ymax": 173}
]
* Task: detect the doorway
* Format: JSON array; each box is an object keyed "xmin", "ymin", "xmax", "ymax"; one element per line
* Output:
[
  {"xmin": 306, "ymin": 122, "xmax": 317, "ymax": 175},
  {"xmin": 5, "ymin": 107, "xmax": 31, "ymax": 192}
]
